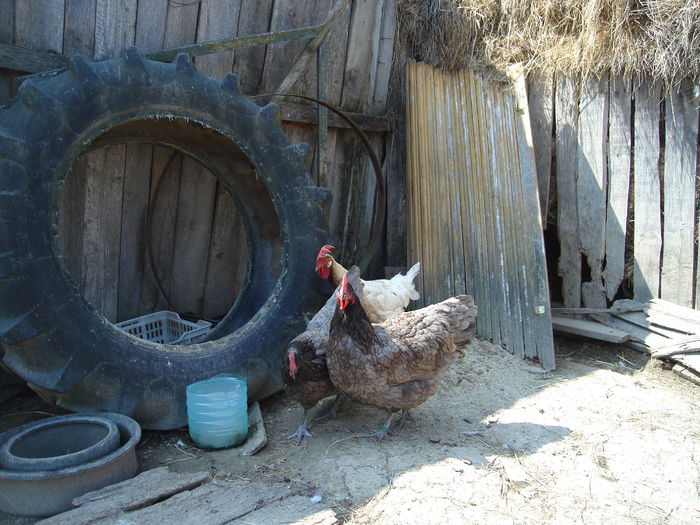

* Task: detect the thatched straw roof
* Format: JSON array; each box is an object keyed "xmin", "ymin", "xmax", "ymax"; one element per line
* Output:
[{"xmin": 398, "ymin": 0, "xmax": 700, "ymax": 83}]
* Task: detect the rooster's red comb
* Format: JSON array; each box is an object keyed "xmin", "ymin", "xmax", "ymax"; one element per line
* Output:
[{"xmin": 317, "ymin": 244, "xmax": 335, "ymax": 259}]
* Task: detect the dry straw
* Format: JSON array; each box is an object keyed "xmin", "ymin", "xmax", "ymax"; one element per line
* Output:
[{"xmin": 398, "ymin": 0, "xmax": 700, "ymax": 83}]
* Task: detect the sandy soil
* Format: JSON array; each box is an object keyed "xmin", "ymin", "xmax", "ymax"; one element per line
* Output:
[{"xmin": 1, "ymin": 337, "xmax": 698, "ymax": 524}]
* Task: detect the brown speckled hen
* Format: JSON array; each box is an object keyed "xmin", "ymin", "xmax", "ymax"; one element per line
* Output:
[{"xmin": 327, "ymin": 267, "xmax": 477, "ymax": 441}]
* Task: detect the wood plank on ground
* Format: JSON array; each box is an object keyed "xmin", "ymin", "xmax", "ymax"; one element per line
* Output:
[
  {"xmin": 603, "ymin": 76, "xmax": 631, "ymax": 301},
  {"xmin": 661, "ymin": 81, "xmax": 698, "ymax": 307},
  {"xmin": 552, "ymin": 315, "xmax": 631, "ymax": 343},
  {"xmin": 37, "ymin": 468, "xmax": 210, "ymax": 525},
  {"xmin": 633, "ymin": 79, "xmax": 662, "ymax": 302}
]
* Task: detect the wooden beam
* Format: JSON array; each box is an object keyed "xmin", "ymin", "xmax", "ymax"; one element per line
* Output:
[
  {"xmin": 552, "ymin": 315, "xmax": 631, "ymax": 343},
  {"xmin": 278, "ymin": 101, "xmax": 390, "ymax": 131},
  {"xmin": 0, "ymin": 43, "xmax": 68, "ymax": 73}
]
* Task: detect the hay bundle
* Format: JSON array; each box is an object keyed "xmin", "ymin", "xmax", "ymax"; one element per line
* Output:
[{"xmin": 398, "ymin": 0, "xmax": 700, "ymax": 83}]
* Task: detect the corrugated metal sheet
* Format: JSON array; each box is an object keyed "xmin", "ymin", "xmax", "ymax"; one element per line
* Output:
[{"xmin": 406, "ymin": 61, "xmax": 554, "ymax": 370}]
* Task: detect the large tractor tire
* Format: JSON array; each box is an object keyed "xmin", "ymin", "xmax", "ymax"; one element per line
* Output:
[{"xmin": 0, "ymin": 47, "xmax": 334, "ymax": 429}]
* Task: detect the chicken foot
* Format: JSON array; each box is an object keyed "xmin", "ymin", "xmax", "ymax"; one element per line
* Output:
[{"xmin": 288, "ymin": 410, "xmax": 314, "ymax": 445}]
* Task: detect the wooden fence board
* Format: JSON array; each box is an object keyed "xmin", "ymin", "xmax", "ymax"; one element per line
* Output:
[
  {"xmin": 577, "ymin": 74, "xmax": 609, "ymax": 308},
  {"xmin": 661, "ymin": 82, "xmax": 698, "ymax": 307},
  {"xmin": 232, "ymin": 0, "xmax": 272, "ymax": 95},
  {"xmin": 603, "ymin": 76, "xmax": 631, "ymax": 301},
  {"xmin": 511, "ymin": 73, "xmax": 555, "ymax": 368},
  {"xmin": 63, "ymin": 0, "xmax": 96, "ymax": 56},
  {"xmin": 555, "ymin": 74, "xmax": 581, "ymax": 307},
  {"xmin": 0, "ymin": 2, "xmax": 12, "ymax": 44},
  {"xmin": 139, "ymin": 148, "xmax": 181, "ymax": 314},
  {"xmin": 201, "ymin": 185, "xmax": 247, "ymax": 320},
  {"xmin": 527, "ymin": 71, "xmax": 553, "ymax": 226},
  {"xmin": 81, "ymin": 146, "xmax": 126, "ymax": 322},
  {"xmin": 163, "ymin": 0, "xmax": 199, "ymax": 48},
  {"xmin": 168, "ymin": 158, "xmax": 218, "ymax": 315},
  {"xmin": 94, "ymin": 0, "xmax": 136, "ymax": 60},
  {"xmin": 117, "ymin": 143, "xmax": 153, "ymax": 322},
  {"xmin": 193, "ymin": 0, "xmax": 239, "ymax": 79},
  {"xmin": 134, "ymin": 0, "xmax": 168, "ymax": 52},
  {"xmin": 633, "ymin": 79, "xmax": 662, "ymax": 302},
  {"xmin": 15, "ymin": 0, "xmax": 65, "ymax": 51}
]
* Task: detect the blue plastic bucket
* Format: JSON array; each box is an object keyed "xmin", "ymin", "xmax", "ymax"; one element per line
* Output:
[{"xmin": 186, "ymin": 375, "xmax": 248, "ymax": 449}]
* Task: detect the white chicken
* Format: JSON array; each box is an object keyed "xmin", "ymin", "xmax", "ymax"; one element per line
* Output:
[{"xmin": 315, "ymin": 245, "xmax": 421, "ymax": 323}]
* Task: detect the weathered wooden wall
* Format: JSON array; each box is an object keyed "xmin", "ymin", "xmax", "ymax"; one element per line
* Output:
[
  {"xmin": 406, "ymin": 61, "xmax": 555, "ymax": 370},
  {"xmin": 529, "ymin": 74, "xmax": 700, "ymax": 310},
  {"xmin": 0, "ymin": 0, "xmax": 401, "ymax": 323}
]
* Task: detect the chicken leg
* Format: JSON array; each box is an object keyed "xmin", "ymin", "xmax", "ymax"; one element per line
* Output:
[
  {"xmin": 288, "ymin": 410, "xmax": 314, "ymax": 445},
  {"xmin": 361, "ymin": 410, "xmax": 414, "ymax": 442}
]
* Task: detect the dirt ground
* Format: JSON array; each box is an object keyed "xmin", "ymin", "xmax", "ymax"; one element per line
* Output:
[{"xmin": 1, "ymin": 337, "xmax": 698, "ymax": 524}]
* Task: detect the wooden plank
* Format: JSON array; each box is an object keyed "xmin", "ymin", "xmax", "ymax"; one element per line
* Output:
[
  {"xmin": 0, "ymin": 2, "xmax": 12, "ymax": 45},
  {"xmin": 94, "ymin": 0, "xmax": 136, "ymax": 60},
  {"xmin": 193, "ymin": 0, "xmax": 240, "ymax": 79},
  {"xmin": 555, "ymin": 74, "xmax": 581, "ymax": 307},
  {"xmin": 510, "ymin": 71, "xmax": 555, "ymax": 369},
  {"xmin": 14, "ymin": 0, "xmax": 65, "ymax": 52},
  {"xmin": 232, "ymin": 0, "xmax": 273, "ymax": 94},
  {"xmin": 661, "ymin": 81, "xmax": 698, "ymax": 307},
  {"xmin": 37, "ymin": 468, "xmax": 210, "ymax": 525},
  {"xmin": 672, "ymin": 363, "xmax": 700, "ymax": 386},
  {"xmin": 371, "ymin": 0, "xmax": 397, "ymax": 113},
  {"xmin": 577, "ymin": 74, "xmax": 609, "ymax": 308},
  {"xmin": 591, "ymin": 312, "xmax": 668, "ymax": 348},
  {"xmin": 134, "ymin": 0, "xmax": 169, "ymax": 52},
  {"xmin": 80, "ymin": 146, "xmax": 126, "ymax": 323},
  {"xmin": 526, "ymin": 71, "xmax": 554, "ymax": 226},
  {"xmin": 278, "ymin": 101, "xmax": 391, "ymax": 132},
  {"xmin": 648, "ymin": 297, "xmax": 700, "ymax": 324},
  {"xmin": 139, "ymin": 147, "xmax": 181, "ymax": 314},
  {"xmin": 169, "ymin": 158, "xmax": 218, "ymax": 315},
  {"xmin": 0, "ymin": 43, "xmax": 68, "ymax": 72},
  {"xmin": 603, "ymin": 76, "xmax": 632, "ymax": 301},
  {"xmin": 652, "ymin": 336, "xmax": 700, "ymax": 357},
  {"xmin": 117, "ymin": 143, "xmax": 152, "ymax": 322},
  {"xmin": 163, "ymin": 0, "xmax": 200, "ymax": 48},
  {"xmin": 261, "ymin": 0, "xmax": 334, "ymax": 95},
  {"xmin": 552, "ymin": 315, "xmax": 631, "ymax": 343},
  {"xmin": 633, "ymin": 79, "xmax": 662, "ymax": 302},
  {"xmin": 108, "ymin": 479, "xmax": 294, "ymax": 524},
  {"xmin": 63, "ymin": 0, "xmax": 96, "ymax": 56},
  {"xmin": 383, "ymin": 49, "xmax": 407, "ymax": 268},
  {"xmin": 201, "ymin": 185, "xmax": 247, "ymax": 320}
]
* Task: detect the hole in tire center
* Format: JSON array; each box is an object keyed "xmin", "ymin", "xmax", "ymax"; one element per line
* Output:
[{"xmin": 56, "ymin": 117, "xmax": 281, "ymax": 341}]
